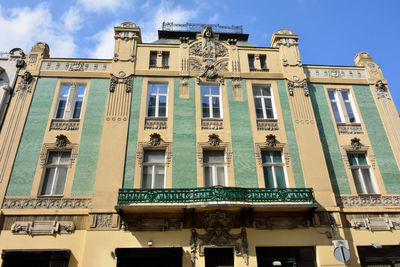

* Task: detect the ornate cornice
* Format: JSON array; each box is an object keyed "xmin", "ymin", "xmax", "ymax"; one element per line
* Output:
[
  {"xmin": 2, "ymin": 198, "xmax": 91, "ymax": 209},
  {"xmin": 337, "ymin": 195, "xmax": 400, "ymax": 207}
]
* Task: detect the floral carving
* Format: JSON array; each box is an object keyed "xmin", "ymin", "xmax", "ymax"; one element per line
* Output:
[
  {"xmin": 208, "ymin": 133, "xmax": 221, "ymax": 147},
  {"xmin": 2, "ymin": 198, "xmax": 91, "ymax": 209},
  {"xmin": 350, "ymin": 137, "xmax": 362, "ymax": 150},
  {"xmin": 109, "ymin": 74, "xmax": 133, "ymax": 93},
  {"xmin": 266, "ymin": 134, "xmax": 277, "ymax": 147},
  {"xmin": 149, "ymin": 133, "xmax": 162, "ymax": 146},
  {"xmin": 56, "ymin": 134, "xmax": 69, "ymax": 148}
]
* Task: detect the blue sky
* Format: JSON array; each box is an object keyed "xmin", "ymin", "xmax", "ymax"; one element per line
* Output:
[{"xmin": 1, "ymin": 0, "xmax": 399, "ymax": 110}]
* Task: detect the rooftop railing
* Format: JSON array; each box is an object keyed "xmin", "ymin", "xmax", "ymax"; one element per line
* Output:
[
  {"xmin": 161, "ymin": 22, "xmax": 243, "ymax": 34},
  {"xmin": 118, "ymin": 186, "xmax": 314, "ymax": 205}
]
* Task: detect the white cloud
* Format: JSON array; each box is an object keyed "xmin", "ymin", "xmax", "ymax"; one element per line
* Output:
[
  {"xmin": 89, "ymin": 24, "xmax": 115, "ymax": 58},
  {"xmin": 140, "ymin": 0, "xmax": 200, "ymax": 43},
  {"xmin": 62, "ymin": 7, "xmax": 83, "ymax": 32},
  {"xmin": 77, "ymin": 0, "xmax": 127, "ymax": 13},
  {"xmin": 0, "ymin": 4, "xmax": 77, "ymax": 57}
]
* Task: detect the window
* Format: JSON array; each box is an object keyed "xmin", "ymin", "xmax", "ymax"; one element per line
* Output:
[
  {"xmin": 162, "ymin": 51, "xmax": 169, "ymax": 67},
  {"xmin": 40, "ymin": 151, "xmax": 70, "ymax": 196},
  {"xmin": 253, "ymin": 84, "xmax": 275, "ymax": 119},
  {"xmin": 55, "ymin": 83, "xmax": 86, "ymax": 120},
  {"xmin": 262, "ymin": 150, "xmax": 286, "ymax": 188},
  {"xmin": 328, "ymin": 89, "xmax": 359, "ymax": 123},
  {"xmin": 248, "ymin": 54, "xmax": 255, "ymax": 69},
  {"xmin": 203, "ymin": 150, "xmax": 226, "ymax": 187},
  {"xmin": 260, "ymin": 55, "xmax": 267, "ymax": 70},
  {"xmin": 142, "ymin": 150, "xmax": 165, "ymax": 189},
  {"xmin": 201, "ymin": 84, "xmax": 221, "ymax": 118},
  {"xmin": 147, "ymin": 82, "xmax": 168, "ymax": 117},
  {"xmin": 348, "ymin": 153, "xmax": 377, "ymax": 194},
  {"xmin": 149, "ymin": 51, "xmax": 157, "ymax": 66}
]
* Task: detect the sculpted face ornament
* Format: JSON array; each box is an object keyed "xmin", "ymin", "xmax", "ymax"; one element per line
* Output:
[
  {"xmin": 351, "ymin": 137, "xmax": 362, "ymax": 150},
  {"xmin": 149, "ymin": 133, "xmax": 162, "ymax": 146},
  {"xmin": 55, "ymin": 134, "xmax": 70, "ymax": 148}
]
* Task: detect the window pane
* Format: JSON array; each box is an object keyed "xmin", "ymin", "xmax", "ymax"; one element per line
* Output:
[
  {"xmin": 264, "ymin": 98, "xmax": 274, "ymax": 118},
  {"xmin": 59, "ymin": 152, "xmax": 71, "ymax": 164},
  {"xmin": 341, "ymin": 91, "xmax": 349, "ymax": 101},
  {"xmin": 72, "ymin": 99, "xmax": 83, "ymax": 119},
  {"xmin": 60, "ymin": 85, "xmax": 70, "ymax": 96},
  {"xmin": 204, "ymin": 151, "xmax": 224, "ymax": 163},
  {"xmin": 204, "ymin": 166, "xmax": 212, "ymax": 187},
  {"xmin": 157, "ymin": 84, "xmax": 168, "ymax": 94},
  {"xmin": 261, "ymin": 151, "xmax": 272, "ymax": 163},
  {"xmin": 41, "ymin": 168, "xmax": 55, "ymax": 195},
  {"xmin": 144, "ymin": 150, "xmax": 165, "ymax": 162},
  {"xmin": 158, "ymin": 96, "xmax": 167, "ymax": 117},
  {"xmin": 147, "ymin": 96, "xmax": 156, "ymax": 117},
  {"xmin": 263, "ymin": 166, "xmax": 274, "ymax": 188},
  {"xmin": 212, "ymin": 97, "xmax": 220, "ymax": 118},
  {"xmin": 162, "ymin": 53, "xmax": 169, "ymax": 66},
  {"xmin": 330, "ymin": 101, "xmax": 342, "ymax": 122},
  {"xmin": 210, "ymin": 86, "xmax": 219, "ymax": 95},
  {"xmin": 248, "ymin": 55, "xmax": 254, "ymax": 69},
  {"xmin": 348, "ymin": 154, "xmax": 357, "ymax": 166},
  {"xmin": 357, "ymin": 153, "xmax": 368, "ymax": 165},
  {"xmin": 272, "ymin": 151, "xmax": 282, "ymax": 163},
  {"xmin": 216, "ymin": 166, "xmax": 225, "ymax": 186},
  {"xmin": 253, "ymin": 87, "xmax": 262, "ymax": 96},
  {"xmin": 275, "ymin": 166, "xmax": 286, "ymax": 188},
  {"xmin": 352, "ymin": 169, "xmax": 364, "ymax": 193},
  {"xmin": 77, "ymin": 85, "xmax": 86, "ymax": 96},
  {"xmin": 201, "ymin": 86, "xmax": 209, "ymax": 95},
  {"xmin": 149, "ymin": 53, "xmax": 157, "ymax": 65},
  {"xmin": 56, "ymin": 99, "xmax": 67, "ymax": 119},
  {"xmin": 344, "ymin": 102, "xmax": 356, "ymax": 122},
  {"xmin": 362, "ymin": 169, "xmax": 375, "ymax": 193},
  {"xmin": 202, "ymin": 97, "xmax": 210, "ymax": 118},
  {"xmin": 260, "ymin": 55, "xmax": 267, "ymax": 69},
  {"xmin": 154, "ymin": 166, "xmax": 165, "ymax": 188},
  {"xmin": 54, "ymin": 167, "xmax": 67, "ymax": 195},
  {"xmin": 261, "ymin": 87, "xmax": 271, "ymax": 96},
  {"xmin": 142, "ymin": 166, "xmax": 153, "ymax": 189},
  {"xmin": 328, "ymin": 91, "xmax": 336, "ymax": 100}
]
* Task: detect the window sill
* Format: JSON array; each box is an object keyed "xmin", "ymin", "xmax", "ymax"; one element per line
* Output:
[
  {"xmin": 37, "ymin": 195, "xmax": 64, "ymax": 198},
  {"xmin": 149, "ymin": 65, "xmax": 170, "ymax": 70},
  {"xmin": 50, "ymin": 119, "xmax": 80, "ymax": 131},
  {"xmin": 250, "ymin": 68, "xmax": 269, "ymax": 72}
]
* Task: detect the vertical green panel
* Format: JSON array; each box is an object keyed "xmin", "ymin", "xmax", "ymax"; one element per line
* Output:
[
  {"xmin": 276, "ymin": 80, "xmax": 305, "ymax": 188},
  {"xmin": 71, "ymin": 79, "xmax": 108, "ymax": 196},
  {"xmin": 172, "ymin": 78, "xmax": 197, "ymax": 188},
  {"xmin": 226, "ymin": 79, "xmax": 258, "ymax": 187},
  {"xmin": 123, "ymin": 76, "xmax": 143, "ymax": 188},
  {"xmin": 6, "ymin": 78, "xmax": 58, "ymax": 196},
  {"xmin": 308, "ymin": 83, "xmax": 350, "ymax": 194},
  {"xmin": 353, "ymin": 84, "xmax": 400, "ymax": 193}
]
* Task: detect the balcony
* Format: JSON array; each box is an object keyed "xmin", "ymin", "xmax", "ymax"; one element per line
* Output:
[{"xmin": 117, "ymin": 186, "xmax": 315, "ymax": 206}]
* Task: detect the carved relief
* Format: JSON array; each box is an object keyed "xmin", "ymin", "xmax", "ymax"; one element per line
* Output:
[
  {"xmin": 190, "ymin": 210, "xmax": 249, "ymax": 265},
  {"xmin": 337, "ymin": 124, "xmax": 363, "ymax": 135},
  {"xmin": 144, "ymin": 119, "xmax": 167, "ymax": 130},
  {"xmin": 202, "ymin": 119, "xmax": 223, "ymax": 130},
  {"xmin": 40, "ymin": 61, "xmax": 110, "ymax": 72},
  {"xmin": 266, "ymin": 134, "xmax": 277, "ymax": 147},
  {"xmin": 304, "ymin": 67, "xmax": 366, "ymax": 79},
  {"xmin": 257, "ymin": 121, "xmax": 279, "ymax": 131},
  {"xmin": 286, "ymin": 78, "xmax": 308, "ymax": 96},
  {"xmin": 337, "ymin": 195, "xmax": 400, "ymax": 207},
  {"xmin": 149, "ymin": 133, "xmax": 162, "ymax": 146},
  {"xmin": 349, "ymin": 217, "xmax": 400, "ymax": 231},
  {"xmin": 16, "ymin": 71, "xmax": 34, "ymax": 92},
  {"xmin": 197, "ymin": 141, "xmax": 232, "ymax": 167},
  {"xmin": 136, "ymin": 138, "xmax": 172, "ymax": 167},
  {"xmin": 89, "ymin": 213, "xmax": 120, "ymax": 230},
  {"xmin": 375, "ymin": 80, "xmax": 389, "ymax": 99},
  {"xmin": 50, "ymin": 120, "xmax": 80, "ymax": 131},
  {"xmin": 11, "ymin": 220, "xmax": 75, "ymax": 235},
  {"xmin": 109, "ymin": 74, "xmax": 133, "ymax": 93},
  {"xmin": 39, "ymin": 141, "xmax": 78, "ymax": 167},
  {"xmin": 2, "ymin": 198, "xmax": 90, "ymax": 209},
  {"xmin": 208, "ymin": 133, "xmax": 221, "ymax": 146},
  {"xmin": 350, "ymin": 137, "xmax": 362, "ymax": 150},
  {"xmin": 55, "ymin": 134, "xmax": 69, "ymax": 148}
]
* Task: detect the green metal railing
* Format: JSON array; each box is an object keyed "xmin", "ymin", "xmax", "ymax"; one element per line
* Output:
[{"xmin": 118, "ymin": 187, "xmax": 314, "ymax": 205}]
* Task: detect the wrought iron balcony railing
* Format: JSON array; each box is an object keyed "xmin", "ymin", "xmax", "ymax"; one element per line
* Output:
[{"xmin": 118, "ymin": 187, "xmax": 314, "ymax": 205}]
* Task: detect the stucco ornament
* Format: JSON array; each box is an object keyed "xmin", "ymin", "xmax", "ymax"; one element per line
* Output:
[
  {"xmin": 16, "ymin": 71, "xmax": 34, "ymax": 92},
  {"xmin": 190, "ymin": 210, "xmax": 249, "ymax": 265},
  {"xmin": 208, "ymin": 133, "xmax": 221, "ymax": 147},
  {"xmin": 350, "ymin": 137, "xmax": 362, "ymax": 150},
  {"xmin": 266, "ymin": 134, "xmax": 277, "ymax": 147},
  {"xmin": 109, "ymin": 74, "xmax": 133, "ymax": 93},
  {"xmin": 287, "ymin": 78, "xmax": 308, "ymax": 96},
  {"xmin": 149, "ymin": 133, "xmax": 162, "ymax": 146},
  {"xmin": 56, "ymin": 134, "xmax": 70, "ymax": 148},
  {"xmin": 375, "ymin": 80, "xmax": 389, "ymax": 99}
]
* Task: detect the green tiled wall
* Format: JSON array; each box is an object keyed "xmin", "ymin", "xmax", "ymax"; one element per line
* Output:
[
  {"xmin": 276, "ymin": 80, "xmax": 305, "ymax": 188},
  {"xmin": 71, "ymin": 79, "xmax": 108, "ymax": 196},
  {"xmin": 227, "ymin": 79, "xmax": 258, "ymax": 187},
  {"xmin": 7, "ymin": 78, "xmax": 57, "ymax": 196},
  {"xmin": 122, "ymin": 76, "xmax": 143, "ymax": 188},
  {"xmin": 172, "ymin": 78, "xmax": 197, "ymax": 188},
  {"xmin": 308, "ymin": 83, "xmax": 350, "ymax": 194},
  {"xmin": 353, "ymin": 85, "xmax": 400, "ymax": 193}
]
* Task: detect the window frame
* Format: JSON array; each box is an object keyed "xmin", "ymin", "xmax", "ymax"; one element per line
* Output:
[
  {"xmin": 259, "ymin": 55, "xmax": 267, "ymax": 70},
  {"xmin": 141, "ymin": 150, "xmax": 166, "ymax": 189},
  {"xmin": 248, "ymin": 54, "xmax": 255, "ymax": 70},
  {"xmin": 203, "ymin": 150, "xmax": 228, "ymax": 187},
  {"xmin": 327, "ymin": 88, "xmax": 360, "ymax": 124},
  {"xmin": 252, "ymin": 84, "xmax": 277, "ymax": 120},
  {"xmin": 146, "ymin": 82, "xmax": 168, "ymax": 118},
  {"xmin": 347, "ymin": 152, "xmax": 378, "ymax": 194},
  {"xmin": 201, "ymin": 84, "xmax": 223, "ymax": 119},
  {"xmin": 162, "ymin": 51, "xmax": 169, "ymax": 67},
  {"xmin": 39, "ymin": 151, "xmax": 71, "ymax": 196},
  {"xmin": 261, "ymin": 150, "xmax": 288, "ymax": 188},
  {"xmin": 149, "ymin": 51, "xmax": 157, "ymax": 67},
  {"xmin": 54, "ymin": 83, "xmax": 86, "ymax": 120}
]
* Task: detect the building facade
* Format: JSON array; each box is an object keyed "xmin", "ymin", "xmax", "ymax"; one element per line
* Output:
[{"xmin": 0, "ymin": 22, "xmax": 400, "ymax": 266}]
